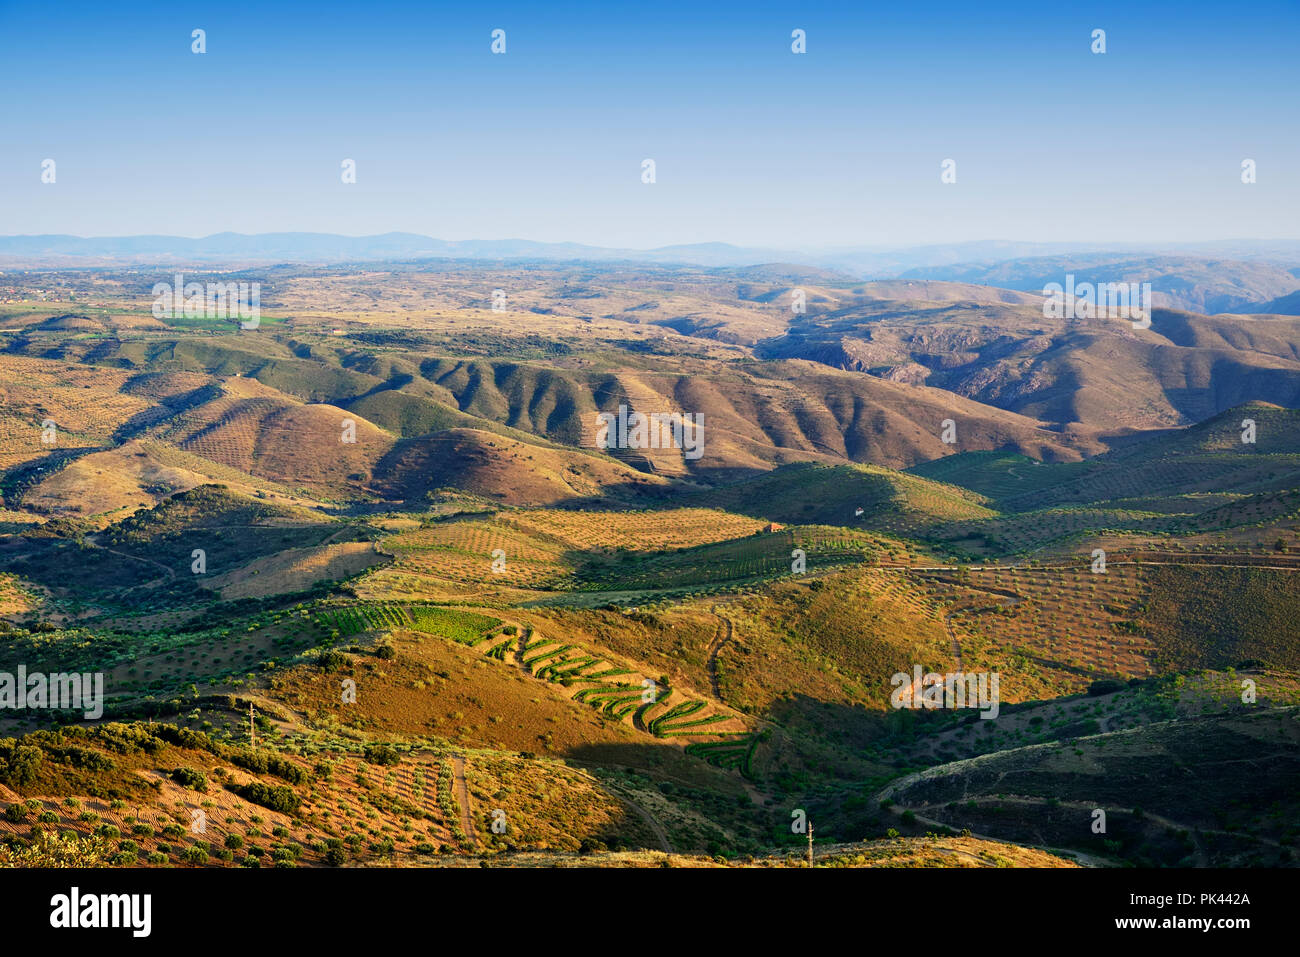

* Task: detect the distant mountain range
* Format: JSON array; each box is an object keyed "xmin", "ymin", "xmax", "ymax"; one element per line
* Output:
[
  {"xmin": 1, "ymin": 232, "xmax": 1299, "ymax": 271},
  {"xmin": 4, "ymin": 233, "xmax": 1300, "ymax": 315},
  {"xmin": 0, "ymin": 232, "xmax": 799, "ymax": 268},
  {"xmin": 900, "ymin": 253, "xmax": 1300, "ymax": 314}
]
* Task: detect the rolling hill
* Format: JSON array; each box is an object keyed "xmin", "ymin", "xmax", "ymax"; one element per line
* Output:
[{"xmin": 2, "ymin": 257, "xmax": 1299, "ymax": 873}]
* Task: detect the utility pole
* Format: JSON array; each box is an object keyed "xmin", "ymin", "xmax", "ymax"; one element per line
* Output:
[
  {"xmin": 807, "ymin": 822, "xmax": 814, "ymax": 868},
  {"xmin": 249, "ymin": 703, "xmax": 256, "ymax": 749}
]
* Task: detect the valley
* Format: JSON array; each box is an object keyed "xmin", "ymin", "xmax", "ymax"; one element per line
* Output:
[{"xmin": 1, "ymin": 261, "xmax": 1298, "ymax": 870}]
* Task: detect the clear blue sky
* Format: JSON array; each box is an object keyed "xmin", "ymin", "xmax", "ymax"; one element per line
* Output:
[{"xmin": 2, "ymin": 0, "xmax": 1297, "ymax": 247}]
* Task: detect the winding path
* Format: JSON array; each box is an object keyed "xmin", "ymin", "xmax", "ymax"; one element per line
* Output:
[
  {"xmin": 706, "ymin": 604, "xmax": 734, "ymax": 701},
  {"xmin": 615, "ymin": 793, "xmax": 675, "ymax": 853},
  {"xmin": 84, "ymin": 538, "xmax": 177, "ymax": 586}
]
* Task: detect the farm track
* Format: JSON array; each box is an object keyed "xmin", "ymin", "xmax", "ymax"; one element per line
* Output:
[
  {"xmin": 945, "ymin": 613, "xmax": 962, "ymax": 671},
  {"xmin": 874, "ymin": 716, "xmax": 1300, "ymax": 867},
  {"xmin": 450, "ymin": 755, "xmax": 477, "ymax": 849},
  {"xmin": 898, "ymin": 558, "xmax": 1300, "ymax": 575},
  {"xmin": 613, "ymin": 792, "xmax": 675, "ymax": 853},
  {"xmin": 875, "ymin": 756, "xmax": 1115, "ymax": 867},
  {"xmin": 706, "ymin": 603, "xmax": 734, "ymax": 701},
  {"xmin": 951, "ymin": 795, "xmax": 1215, "ymax": 867},
  {"xmin": 910, "ymin": 792, "xmax": 1288, "ymax": 867},
  {"xmin": 84, "ymin": 538, "xmax": 177, "ymax": 585},
  {"xmin": 1106, "ymin": 559, "xmax": 1300, "ymax": 572},
  {"xmin": 884, "ymin": 800, "xmax": 1113, "ymax": 869}
]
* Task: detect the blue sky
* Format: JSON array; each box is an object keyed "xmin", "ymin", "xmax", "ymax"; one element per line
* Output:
[{"xmin": 1, "ymin": 0, "xmax": 1297, "ymax": 247}]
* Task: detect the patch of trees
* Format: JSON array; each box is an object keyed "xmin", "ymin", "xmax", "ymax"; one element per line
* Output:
[
  {"xmin": 229, "ymin": 781, "xmax": 300, "ymax": 815},
  {"xmin": 228, "ymin": 749, "xmax": 307, "ymax": 784}
]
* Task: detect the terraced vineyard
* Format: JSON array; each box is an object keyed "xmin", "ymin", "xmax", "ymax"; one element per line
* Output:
[
  {"xmin": 444, "ymin": 622, "xmax": 762, "ymax": 777},
  {"xmin": 3, "ymin": 260, "xmax": 1299, "ymax": 879}
]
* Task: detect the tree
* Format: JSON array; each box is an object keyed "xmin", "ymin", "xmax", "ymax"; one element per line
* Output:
[{"xmin": 0, "ymin": 831, "xmax": 111, "ymax": 867}]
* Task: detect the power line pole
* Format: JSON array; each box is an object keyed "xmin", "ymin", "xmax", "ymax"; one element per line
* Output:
[
  {"xmin": 807, "ymin": 822, "xmax": 814, "ymax": 868},
  {"xmin": 249, "ymin": 702, "xmax": 256, "ymax": 749}
]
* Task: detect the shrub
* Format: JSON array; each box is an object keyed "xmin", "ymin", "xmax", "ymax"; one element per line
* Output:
[
  {"xmin": 363, "ymin": 744, "xmax": 400, "ymax": 766},
  {"xmin": 317, "ymin": 650, "xmax": 349, "ymax": 672},
  {"xmin": 228, "ymin": 751, "xmax": 306, "ymax": 784},
  {"xmin": 224, "ymin": 834, "xmax": 244, "ymax": 850},
  {"xmin": 0, "ymin": 745, "xmax": 43, "ymax": 787},
  {"xmin": 151, "ymin": 725, "xmax": 216, "ymax": 752},
  {"xmin": 231, "ymin": 782, "xmax": 300, "ymax": 815},
  {"xmin": 170, "ymin": 767, "xmax": 208, "ymax": 792}
]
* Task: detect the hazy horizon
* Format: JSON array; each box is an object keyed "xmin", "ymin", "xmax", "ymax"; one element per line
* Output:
[
  {"xmin": 3, "ymin": 0, "xmax": 1297, "ymax": 248},
  {"xmin": 4, "ymin": 231, "xmax": 1300, "ymax": 250}
]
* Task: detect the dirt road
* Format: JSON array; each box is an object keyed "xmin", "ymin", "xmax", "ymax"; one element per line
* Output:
[{"xmin": 451, "ymin": 755, "xmax": 477, "ymax": 849}]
